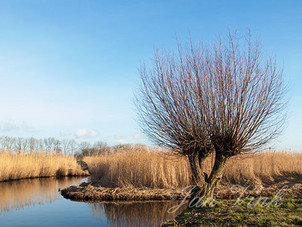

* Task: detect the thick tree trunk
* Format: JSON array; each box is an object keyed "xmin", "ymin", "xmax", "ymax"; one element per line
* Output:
[
  {"xmin": 188, "ymin": 151, "xmax": 227, "ymax": 208},
  {"xmin": 188, "ymin": 150, "xmax": 207, "ymax": 186},
  {"xmin": 188, "ymin": 150, "xmax": 206, "ymax": 205}
]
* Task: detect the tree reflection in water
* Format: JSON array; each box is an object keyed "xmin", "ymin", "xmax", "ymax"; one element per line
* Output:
[
  {"xmin": 90, "ymin": 200, "xmax": 187, "ymax": 227},
  {"xmin": 0, "ymin": 177, "xmax": 84, "ymax": 213},
  {"xmin": 0, "ymin": 178, "xmax": 187, "ymax": 227}
]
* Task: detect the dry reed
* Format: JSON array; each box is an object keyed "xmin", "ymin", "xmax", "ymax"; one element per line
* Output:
[
  {"xmin": 0, "ymin": 150, "xmax": 88, "ymax": 182},
  {"xmin": 223, "ymin": 151, "xmax": 302, "ymax": 185},
  {"xmin": 85, "ymin": 145, "xmax": 191, "ymax": 188},
  {"xmin": 85, "ymin": 146, "xmax": 302, "ymax": 188}
]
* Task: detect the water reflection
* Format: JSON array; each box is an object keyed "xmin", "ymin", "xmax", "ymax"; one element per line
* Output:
[
  {"xmin": 0, "ymin": 177, "xmax": 84, "ymax": 214},
  {"xmin": 0, "ymin": 177, "xmax": 186, "ymax": 226},
  {"xmin": 90, "ymin": 200, "xmax": 187, "ymax": 227}
]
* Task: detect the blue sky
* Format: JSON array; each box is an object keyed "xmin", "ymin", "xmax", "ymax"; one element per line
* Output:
[{"xmin": 0, "ymin": 0, "xmax": 301, "ymax": 150}]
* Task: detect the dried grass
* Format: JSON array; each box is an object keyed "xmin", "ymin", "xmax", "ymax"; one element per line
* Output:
[
  {"xmin": 0, "ymin": 149, "xmax": 88, "ymax": 182},
  {"xmin": 85, "ymin": 145, "xmax": 191, "ymax": 188},
  {"xmin": 85, "ymin": 146, "xmax": 302, "ymax": 188},
  {"xmin": 223, "ymin": 151, "xmax": 302, "ymax": 185}
]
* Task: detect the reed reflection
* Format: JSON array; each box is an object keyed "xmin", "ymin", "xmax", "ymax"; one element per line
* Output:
[
  {"xmin": 0, "ymin": 177, "xmax": 84, "ymax": 214},
  {"xmin": 90, "ymin": 200, "xmax": 187, "ymax": 227}
]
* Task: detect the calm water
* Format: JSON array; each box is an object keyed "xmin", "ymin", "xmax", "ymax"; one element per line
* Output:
[{"xmin": 0, "ymin": 177, "xmax": 186, "ymax": 227}]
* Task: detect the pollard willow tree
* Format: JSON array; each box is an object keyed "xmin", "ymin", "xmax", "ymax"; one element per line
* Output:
[{"xmin": 135, "ymin": 32, "xmax": 286, "ymax": 203}]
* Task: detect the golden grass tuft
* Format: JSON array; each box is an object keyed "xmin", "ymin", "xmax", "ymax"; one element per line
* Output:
[
  {"xmin": 0, "ymin": 150, "xmax": 88, "ymax": 182},
  {"xmin": 85, "ymin": 146, "xmax": 302, "ymax": 188}
]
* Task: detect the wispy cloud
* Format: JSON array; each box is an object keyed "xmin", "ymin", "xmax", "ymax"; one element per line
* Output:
[
  {"xmin": 75, "ymin": 129, "xmax": 99, "ymax": 138},
  {"xmin": 75, "ymin": 129, "xmax": 88, "ymax": 138},
  {"xmin": 90, "ymin": 130, "xmax": 98, "ymax": 137},
  {"xmin": 0, "ymin": 121, "xmax": 37, "ymax": 133},
  {"xmin": 60, "ymin": 130, "xmax": 71, "ymax": 137},
  {"xmin": 112, "ymin": 131, "xmax": 144, "ymax": 145},
  {"xmin": 117, "ymin": 138, "xmax": 128, "ymax": 144}
]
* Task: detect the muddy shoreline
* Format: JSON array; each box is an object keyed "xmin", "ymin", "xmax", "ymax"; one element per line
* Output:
[{"xmin": 0, "ymin": 173, "xmax": 89, "ymax": 183}]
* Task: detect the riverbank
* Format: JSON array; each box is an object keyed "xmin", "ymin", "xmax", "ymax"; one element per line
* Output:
[
  {"xmin": 161, "ymin": 179, "xmax": 302, "ymax": 226},
  {"xmin": 163, "ymin": 196, "xmax": 302, "ymax": 226},
  {"xmin": 0, "ymin": 150, "xmax": 89, "ymax": 182}
]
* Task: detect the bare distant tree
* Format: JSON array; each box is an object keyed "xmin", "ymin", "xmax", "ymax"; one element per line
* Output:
[
  {"xmin": 36, "ymin": 139, "xmax": 44, "ymax": 152},
  {"xmin": 15, "ymin": 137, "xmax": 23, "ymax": 153},
  {"xmin": 0, "ymin": 136, "xmax": 8, "ymax": 150},
  {"xmin": 29, "ymin": 137, "xmax": 37, "ymax": 151},
  {"xmin": 43, "ymin": 138, "xmax": 51, "ymax": 152},
  {"xmin": 135, "ymin": 31, "xmax": 286, "ymax": 204},
  {"xmin": 79, "ymin": 141, "xmax": 91, "ymax": 151},
  {"xmin": 93, "ymin": 141, "xmax": 110, "ymax": 155},
  {"xmin": 22, "ymin": 138, "xmax": 29, "ymax": 151},
  {"xmin": 61, "ymin": 139, "xmax": 70, "ymax": 154},
  {"xmin": 0, "ymin": 136, "xmax": 111, "ymax": 156},
  {"xmin": 68, "ymin": 139, "xmax": 78, "ymax": 154},
  {"xmin": 53, "ymin": 139, "xmax": 62, "ymax": 154}
]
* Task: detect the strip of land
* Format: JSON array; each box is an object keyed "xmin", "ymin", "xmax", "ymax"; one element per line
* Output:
[
  {"xmin": 61, "ymin": 180, "xmax": 302, "ymax": 201},
  {"xmin": 163, "ymin": 196, "xmax": 302, "ymax": 226},
  {"xmin": 61, "ymin": 182, "xmax": 184, "ymax": 201}
]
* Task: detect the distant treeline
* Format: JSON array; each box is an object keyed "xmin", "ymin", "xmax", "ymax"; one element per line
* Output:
[{"xmin": 0, "ymin": 136, "xmax": 111, "ymax": 157}]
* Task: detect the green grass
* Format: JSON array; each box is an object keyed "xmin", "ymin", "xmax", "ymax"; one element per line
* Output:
[{"xmin": 163, "ymin": 197, "xmax": 302, "ymax": 226}]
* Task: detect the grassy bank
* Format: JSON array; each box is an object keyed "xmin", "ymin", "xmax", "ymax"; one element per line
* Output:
[
  {"xmin": 163, "ymin": 197, "xmax": 302, "ymax": 226},
  {"xmin": 0, "ymin": 150, "xmax": 88, "ymax": 182}
]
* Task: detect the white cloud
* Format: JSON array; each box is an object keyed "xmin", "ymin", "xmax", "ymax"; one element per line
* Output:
[
  {"xmin": 90, "ymin": 130, "xmax": 98, "ymax": 137},
  {"xmin": 111, "ymin": 132, "xmax": 147, "ymax": 145},
  {"xmin": 112, "ymin": 134, "xmax": 127, "ymax": 144},
  {"xmin": 1, "ymin": 121, "xmax": 17, "ymax": 132},
  {"xmin": 75, "ymin": 129, "xmax": 88, "ymax": 138},
  {"xmin": 117, "ymin": 139, "xmax": 128, "ymax": 144},
  {"xmin": 75, "ymin": 129, "xmax": 98, "ymax": 138},
  {"xmin": 60, "ymin": 130, "xmax": 71, "ymax": 137},
  {"xmin": 0, "ymin": 121, "xmax": 36, "ymax": 133}
]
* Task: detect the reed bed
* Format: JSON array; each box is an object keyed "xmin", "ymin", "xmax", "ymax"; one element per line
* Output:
[
  {"xmin": 85, "ymin": 146, "xmax": 302, "ymax": 188},
  {"xmin": 85, "ymin": 145, "xmax": 191, "ymax": 188},
  {"xmin": 0, "ymin": 150, "xmax": 88, "ymax": 182},
  {"xmin": 223, "ymin": 151, "xmax": 302, "ymax": 185}
]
